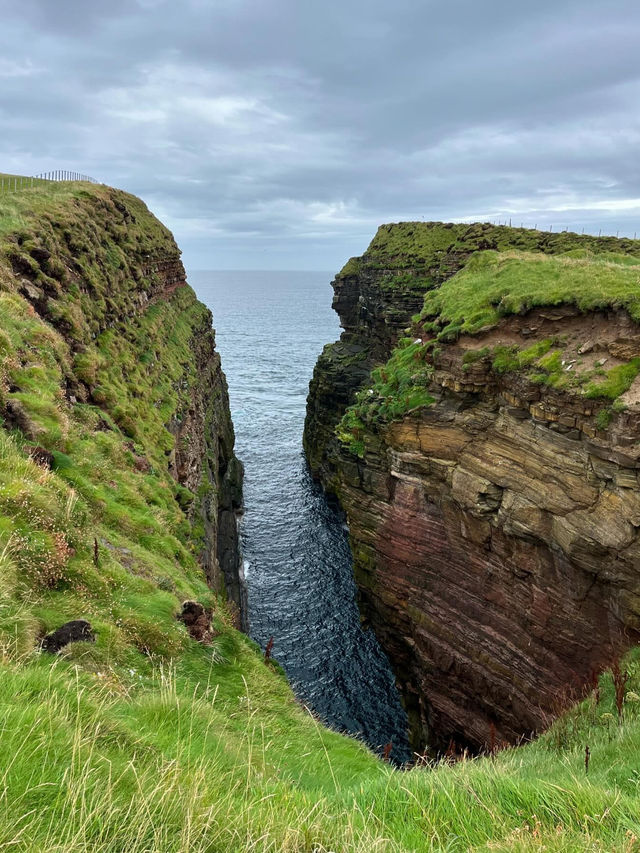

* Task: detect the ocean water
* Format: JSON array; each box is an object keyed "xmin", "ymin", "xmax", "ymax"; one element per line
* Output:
[{"xmin": 189, "ymin": 270, "xmax": 410, "ymax": 762}]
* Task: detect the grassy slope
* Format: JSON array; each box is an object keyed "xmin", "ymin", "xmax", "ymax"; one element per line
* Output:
[
  {"xmin": 0, "ymin": 181, "xmax": 383, "ymax": 850},
  {"xmin": 358, "ymin": 221, "xmax": 640, "ymax": 271},
  {"xmin": 338, "ymin": 226, "xmax": 640, "ymax": 448},
  {"xmin": 0, "ymin": 173, "xmax": 57, "ymax": 192},
  {"xmin": 420, "ymin": 249, "xmax": 640, "ymax": 338},
  {"xmin": 1, "ymin": 194, "xmax": 640, "ymax": 850}
]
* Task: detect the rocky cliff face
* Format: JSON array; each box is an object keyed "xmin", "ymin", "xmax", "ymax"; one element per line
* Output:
[
  {"xmin": 304, "ymin": 256, "xmax": 427, "ymax": 479},
  {"xmin": 0, "ymin": 183, "xmax": 244, "ymax": 623},
  {"xmin": 305, "ymin": 222, "xmax": 640, "ymax": 752},
  {"xmin": 167, "ymin": 306, "xmax": 245, "ymax": 624}
]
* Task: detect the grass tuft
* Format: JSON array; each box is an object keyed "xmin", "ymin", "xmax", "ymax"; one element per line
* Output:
[{"xmin": 3, "ymin": 201, "xmax": 640, "ymax": 849}]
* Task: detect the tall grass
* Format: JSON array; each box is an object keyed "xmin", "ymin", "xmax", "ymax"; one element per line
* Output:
[
  {"xmin": 2, "ymin": 651, "xmax": 640, "ymax": 850},
  {"xmin": 2, "ymin": 191, "xmax": 640, "ymax": 850},
  {"xmin": 0, "ymin": 659, "xmax": 388, "ymax": 852}
]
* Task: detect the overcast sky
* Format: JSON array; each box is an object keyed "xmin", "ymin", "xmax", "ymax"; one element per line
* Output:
[{"xmin": 1, "ymin": 0, "xmax": 639, "ymax": 270}]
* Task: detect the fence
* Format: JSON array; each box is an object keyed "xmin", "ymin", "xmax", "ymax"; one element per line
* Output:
[
  {"xmin": 0, "ymin": 171, "xmax": 99, "ymax": 193},
  {"xmin": 479, "ymin": 219, "xmax": 639, "ymax": 241}
]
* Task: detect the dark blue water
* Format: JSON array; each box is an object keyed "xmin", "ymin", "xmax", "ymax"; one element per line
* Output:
[{"xmin": 190, "ymin": 270, "xmax": 410, "ymax": 762}]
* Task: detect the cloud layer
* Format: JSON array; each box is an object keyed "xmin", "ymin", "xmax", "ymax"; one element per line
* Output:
[{"xmin": 1, "ymin": 0, "xmax": 639, "ymax": 269}]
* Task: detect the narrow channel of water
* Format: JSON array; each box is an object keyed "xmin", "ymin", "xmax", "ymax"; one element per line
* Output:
[{"xmin": 190, "ymin": 270, "xmax": 410, "ymax": 762}]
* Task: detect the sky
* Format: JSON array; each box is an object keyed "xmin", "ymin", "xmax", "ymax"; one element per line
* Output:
[{"xmin": 1, "ymin": 0, "xmax": 640, "ymax": 271}]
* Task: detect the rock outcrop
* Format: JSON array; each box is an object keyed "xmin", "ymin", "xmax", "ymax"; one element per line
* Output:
[
  {"xmin": 166, "ymin": 294, "xmax": 245, "ymax": 625},
  {"xmin": 304, "ymin": 255, "xmax": 428, "ymax": 479},
  {"xmin": 305, "ymin": 222, "xmax": 640, "ymax": 752},
  {"xmin": 0, "ymin": 184, "xmax": 244, "ymax": 625},
  {"xmin": 41, "ymin": 620, "xmax": 95, "ymax": 653},
  {"xmin": 177, "ymin": 600, "xmax": 216, "ymax": 643}
]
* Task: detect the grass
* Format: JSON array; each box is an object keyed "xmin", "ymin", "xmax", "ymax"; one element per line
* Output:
[
  {"xmin": 0, "ymin": 173, "xmax": 63, "ymax": 193},
  {"xmin": 585, "ymin": 359, "xmax": 640, "ymax": 400},
  {"xmin": 336, "ymin": 243, "xmax": 640, "ymax": 447},
  {"xmin": 2, "ymin": 194, "xmax": 640, "ymax": 849},
  {"xmin": 420, "ymin": 250, "xmax": 640, "ymax": 339},
  {"xmin": 2, "ymin": 641, "xmax": 640, "ymax": 849},
  {"xmin": 336, "ymin": 338, "xmax": 434, "ymax": 454},
  {"xmin": 417, "ymin": 250, "xmax": 640, "ymax": 404},
  {"xmin": 357, "ymin": 221, "xmax": 640, "ymax": 278}
]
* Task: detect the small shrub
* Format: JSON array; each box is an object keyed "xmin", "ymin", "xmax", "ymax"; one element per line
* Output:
[
  {"xmin": 51, "ymin": 450, "xmax": 73, "ymax": 471},
  {"xmin": 492, "ymin": 345, "xmax": 520, "ymax": 374}
]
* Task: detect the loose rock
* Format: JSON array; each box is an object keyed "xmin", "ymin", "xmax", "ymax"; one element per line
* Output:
[
  {"xmin": 177, "ymin": 600, "xmax": 216, "ymax": 643},
  {"xmin": 41, "ymin": 620, "xmax": 95, "ymax": 653}
]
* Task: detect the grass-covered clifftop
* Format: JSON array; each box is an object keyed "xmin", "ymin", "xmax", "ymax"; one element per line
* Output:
[
  {"xmin": 356, "ymin": 220, "xmax": 640, "ymax": 271},
  {"xmin": 336, "ymin": 223, "xmax": 640, "ymax": 447},
  {"xmin": 3, "ymin": 195, "xmax": 640, "ymax": 850}
]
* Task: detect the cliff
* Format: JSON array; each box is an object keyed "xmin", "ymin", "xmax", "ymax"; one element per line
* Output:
[
  {"xmin": 3, "ymin": 190, "xmax": 640, "ymax": 849},
  {"xmin": 305, "ymin": 221, "xmax": 640, "ymax": 752},
  {"xmin": 0, "ymin": 182, "xmax": 245, "ymax": 622},
  {"xmin": 0, "ymin": 179, "xmax": 412, "ymax": 850}
]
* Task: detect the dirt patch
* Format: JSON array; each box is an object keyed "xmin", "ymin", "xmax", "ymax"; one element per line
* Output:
[
  {"xmin": 458, "ymin": 307, "xmax": 639, "ymax": 360},
  {"xmin": 27, "ymin": 445, "xmax": 55, "ymax": 469},
  {"xmin": 455, "ymin": 308, "xmax": 640, "ymax": 404}
]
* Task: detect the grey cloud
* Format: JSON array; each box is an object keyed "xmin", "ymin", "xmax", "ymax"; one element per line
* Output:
[{"xmin": 1, "ymin": 0, "xmax": 640, "ymax": 269}]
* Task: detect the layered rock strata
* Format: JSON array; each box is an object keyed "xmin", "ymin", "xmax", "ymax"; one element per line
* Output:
[
  {"xmin": 304, "ymin": 256, "xmax": 428, "ymax": 479},
  {"xmin": 167, "ymin": 306, "xmax": 245, "ymax": 623},
  {"xmin": 305, "ymin": 222, "xmax": 640, "ymax": 752}
]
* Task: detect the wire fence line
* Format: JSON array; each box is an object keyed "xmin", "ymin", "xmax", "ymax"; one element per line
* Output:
[
  {"xmin": 2, "ymin": 178, "xmax": 638, "ymax": 241},
  {"xmin": 482, "ymin": 219, "xmax": 639, "ymax": 241},
  {"xmin": 34, "ymin": 171, "xmax": 98, "ymax": 183},
  {"xmin": 0, "ymin": 171, "xmax": 99, "ymax": 194}
]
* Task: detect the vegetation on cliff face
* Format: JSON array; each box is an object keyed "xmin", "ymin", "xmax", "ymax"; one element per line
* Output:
[
  {"xmin": 336, "ymin": 339, "xmax": 434, "ymax": 456},
  {"xmin": 0, "ymin": 182, "xmax": 226, "ymax": 575},
  {"xmin": 5, "ymin": 193, "xmax": 640, "ymax": 849},
  {"xmin": 420, "ymin": 249, "xmax": 640, "ymax": 339},
  {"xmin": 336, "ymin": 227, "xmax": 640, "ymax": 449}
]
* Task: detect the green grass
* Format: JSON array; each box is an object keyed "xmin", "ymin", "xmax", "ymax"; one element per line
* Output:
[
  {"xmin": 1, "ymin": 173, "xmax": 51, "ymax": 191},
  {"xmin": 489, "ymin": 339, "xmax": 553, "ymax": 374},
  {"xmin": 420, "ymin": 250, "xmax": 640, "ymax": 338},
  {"xmin": 360, "ymin": 221, "xmax": 640, "ymax": 275},
  {"xmin": 336, "ymin": 338, "xmax": 434, "ymax": 454},
  {"xmin": 338, "ymin": 256, "xmax": 362, "ymax": 277},
  {"xmin": 3, "ymin": 195, "xmax": 640, "ymax": 849},
  {"xmin": 417, "ymin": 249, "xmax": 640, "ymax": 404},
  {"xmin": 585, "ymin": 359, "xmax": 640, "ymax": 400},
  {"xmin": 2, "ymin": 636, "xmax": 640, "ymax": 850}
]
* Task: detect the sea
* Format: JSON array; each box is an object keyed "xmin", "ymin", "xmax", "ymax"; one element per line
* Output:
[{"xmin": 189, "ymin": 270, "xmax": 410, "ymax": 763}]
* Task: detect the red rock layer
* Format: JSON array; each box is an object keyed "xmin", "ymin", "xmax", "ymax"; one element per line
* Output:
[
  {"xmin": 335, "ymin": 312, "xmax": 640, "ymax": 752},
  {"xmin": 305, "ymin": 222, "xmax": 640, "ymax": 753}
]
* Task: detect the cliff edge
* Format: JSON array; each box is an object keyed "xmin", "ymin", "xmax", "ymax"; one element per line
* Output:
[
  {"xmin": 0, "ymin": 181, "xmax": 245, "ymax": 629},
  {"xmin": 3, "ymin": 192, "xmax": 640, "ymax": 850},
  {"xmin": 305, "ymin": 222, "xmax": 640, "ymax": 752}
]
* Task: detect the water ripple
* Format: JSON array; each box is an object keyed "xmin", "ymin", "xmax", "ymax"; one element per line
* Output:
[{"xmin": 190, "ymin": 270, "xmax": 410, "ymax": 762}]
